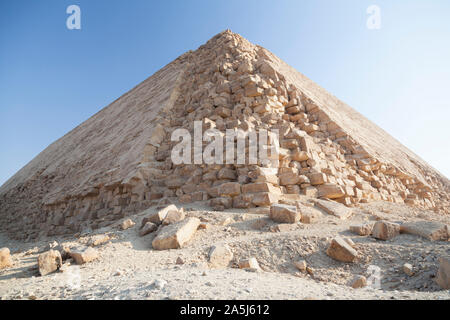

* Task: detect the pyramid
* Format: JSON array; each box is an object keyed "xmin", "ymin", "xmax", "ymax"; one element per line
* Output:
[{"xmin": 1, "ymin": 30, "xmax": 449, "ymax": 240}]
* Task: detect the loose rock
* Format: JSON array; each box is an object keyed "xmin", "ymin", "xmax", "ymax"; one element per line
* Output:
[
  {"xmin": 371, "ymin": 220, "xmax": 400, "ymax": 240},
  {"xmin": 38, "ymin": 250, "xmax": 62, "ymax": 276},
  {"xmin": 403, "ymin": 263, "xmax": 414, "ymax": 276},
  {"xmin": 139, "ymin": 222, "xmax": 158, "ymax": 236},
  {"xmin": 208, "ymin": 244, "xmax": 233, "ymax": 268},
  {"xmin": 351, "ymin": 276, "xmax": 367, "ymax": 289},
  {"xmin": 294, "ymin": 259, "xmax": 307, "ymax": 272},
  {"xmin": 70, "ymin": 247, "xmax": 99, "ymax": 265},
  {"xmin": 326, "ymin": 236, "xmax": 358, "ymax": 263},
  {"xmin": 269, "ymin": 204, "xmax": 300, "ymax": 223},
  {"xmin": 0, "ymin": 248, "xmax": 13, "ymax": 270},
  {"xmin": 120, "ymin": 219, "xmax": 135, "ymax": 230},
  {"xmin": 152, "ymin": 217, "xmax": 200, "ymax": 250}
]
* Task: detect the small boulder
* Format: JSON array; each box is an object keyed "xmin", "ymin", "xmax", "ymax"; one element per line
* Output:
[
  {"xmin": 198, "ymin": 222, "xmax": 209, "ymax": 230},
  {"xmin": 326, "ymin": 236, "xmax": 358, "ymax": 263},
  {"xmin": 139, "ymin": 222, "xmax": 158, "ymax": 236},
  {"xmin": 294, "ymin": 259, "xmax": 307, "ymax": 272},
  {"xmin": 351, "ymin": 275, "xmax": 367, "ymax": 288},
  {"xmin": 0, "ymin": 248, "xmax": 13, "ymax": 270},
  {"xmin": 299, "ymin": 205, "xmax": 323, "ymax": 224},
  {"xmin": 269, "ymin": 204, "xmax": 300, "ymax": 224},
  {"xmin": 208, "ymin": 244, "xmax": 234, "ymax": 268},
  {"xmin": 403, "ymin": 263, "xmax": 414, "ymax": 276},
  {"xmin": 152, "ymin": 217, "xmax": 200, "ymax": 250},
  {"xmin": 146, "ymin": 204, "xmax": 179, "ymax": 225},
  {"xmin": 38, "ymin": 250, "xmax": 62, "ymax": 276},
  {"xmin": 371, "ymin": 220, "xmax": 400, "ymax": 240},
  {"xmin": 238, "ymin": 257, "xmax": 260, "ymax": 270},
  {"xmin": 70, "ymin": 247, "xmax": 99, "ymax": 265},
  {"xmin": 162, "ymin": 208, "xmax": 186, "ymax": 225},
  {"xmin": 120, "ymin": 219, "xmax": 135, "ymax": 230}
]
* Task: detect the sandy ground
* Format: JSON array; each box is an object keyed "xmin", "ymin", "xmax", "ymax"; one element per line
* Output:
[{"xmin": 0, "ymin": 200, "xmax": 449, "ymax": 300}]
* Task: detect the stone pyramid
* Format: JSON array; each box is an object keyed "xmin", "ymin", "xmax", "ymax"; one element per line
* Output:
[{"xmin": 1, "ymin": 30, "xmax": 449, "ymax": 240}]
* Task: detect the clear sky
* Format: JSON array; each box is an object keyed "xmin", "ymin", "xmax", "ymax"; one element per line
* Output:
[{"xmin": 1, "ymin": 0, "xmax": 449, "ymax": 186}]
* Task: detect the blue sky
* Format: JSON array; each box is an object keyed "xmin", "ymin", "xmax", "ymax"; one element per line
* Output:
[{"xmin": 1, "ymin": 0, "xmax": 449, "ymax": 186}]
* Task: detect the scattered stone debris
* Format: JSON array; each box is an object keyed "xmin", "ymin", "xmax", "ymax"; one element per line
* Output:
[
  {"xmin": 176, "ymin": 257, "xmax": 184, "ymax": 265},
  {"xmin": 208, "ymin": 244, "xmax": 233, "ymax": 268},
  {"xmin": 152, "ymin": 217, "xmax": 200, "ymax": 250},
  {"xmin": 0, "ymin": 248, "xmax": 13, "ymax": 269},
  {"xmin": 371, "ymin": 220, "xmax": 400, "ymax": 240},
  {"xmin": 38, "ymin": 250, "xmax": 62, "ymax": 276},
  {"xmin": 326, "ymin": 236, "xmax": 358, "ymax": 263}
]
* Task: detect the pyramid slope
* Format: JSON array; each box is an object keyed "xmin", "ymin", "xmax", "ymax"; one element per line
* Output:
[
  {"xmin": 260, "ymin": 47, "xmax": 446, "ymax": 184},
  {"xmin": 1, "ymin": 30, "xmax": 448, "ymax": 240},
  {"xmin": 0, "ymin": 54, "xmax": 187, "ymax": 199}
]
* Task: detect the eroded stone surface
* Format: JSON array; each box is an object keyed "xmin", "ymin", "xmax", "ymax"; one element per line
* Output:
[
  {"xmin": 400, "ymin": 221, "xmax": 449, "ymax": 241},
  {"xmin": 152, "ymin": 217, "xmax": 200, "ymax": 250}
]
